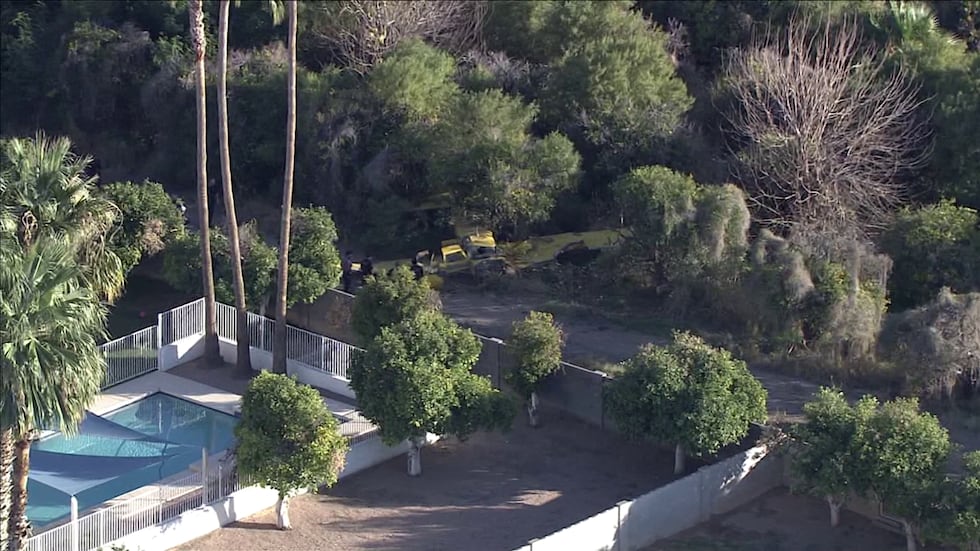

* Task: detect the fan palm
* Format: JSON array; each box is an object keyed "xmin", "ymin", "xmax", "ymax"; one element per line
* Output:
[
  {"xmin": 0, "ymin": 133, "xmax": 124, "ymax": 302},
  {"xmin": 217, "ymin": 0, "xmax": 285, "ymax": 375},
  {"xmin": 0, "ymin": 239, "xmax": 108, "ymax": 550},
  {"xmin": 273, "ymin": 0, "xmax": 298, "ymax": 373},
  {"xmin": 189, "ymin": 0, "xmax": 220, "ymax": 361}
]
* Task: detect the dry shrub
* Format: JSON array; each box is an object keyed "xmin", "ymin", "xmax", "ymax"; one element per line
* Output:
[{"xmin": 880, "ymin": 289, "xmax": 980, "ymax": 400}]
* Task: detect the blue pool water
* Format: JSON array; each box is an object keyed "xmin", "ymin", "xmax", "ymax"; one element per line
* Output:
[{"xmin": 27, "ymin": 393, "xmax": 238, "ymax": 528}]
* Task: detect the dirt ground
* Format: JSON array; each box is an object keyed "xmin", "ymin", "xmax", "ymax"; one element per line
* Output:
[
  {"xmin": 175, "ymin": 410, "xmax": 685, "ymax": 551},
  {"xmin": 646, "ymin": 488, "xmax": 910, "ymax": 551},
  {"xmin": 439, "ymin": 286, "xmax": 980, "ymax": 454}
]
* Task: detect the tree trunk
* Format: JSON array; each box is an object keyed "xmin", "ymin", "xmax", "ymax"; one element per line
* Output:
[
  {"xmin": 407, "ymin": 436, "xmax": 423, "ymax": 477},
  {"xmin": 527, "ymin": 391, "xmax": 540, "ymax": 428},
  {"xmin": 901, "ymin": 519, "xmax": 917, "ymax": 551},
  {"xmin": 273, "ymin": 0, "xmax": 298, "ymax": 374},
  {"xmin": 9, "ymin": 438, "xmax": 32, "ymax": 551},
  {"xmin": 826, "ymin": 496, "xmax": 842, "ymax": 527},
  {"xmin": 190, "ymin": 0, "xmax": 219, "ymax": 363},
  {"xmin": 275, "ymin": 494, "xmax": 292, "ymax": 530},
  {"xmin": 1, "ymin": 427, "xmax": 13, "ymax": 549},
  {"xmin": 217, "ymin": 0, "xmax": 252, "ymax": 375},
  {"xmin": 673, "ymin": 443, "xmax": 686, "ymax": 475}
]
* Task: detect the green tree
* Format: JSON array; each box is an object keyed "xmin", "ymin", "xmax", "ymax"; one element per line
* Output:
[
  {"xmin": 507, "ymin": 311, "xmax": 564, "ymax": 427},
  {"xmin": 235, "ymin": 371, "xmax": 348, "ymax": 530},
  {"xmin": 605, "ymin": 332, "xmax": 767, "ymax": 474},
  {"xmin": 926, "ymin": 450, "xmax": 980, "ymax": 551},
  {"xmin": 789, "ymin": 388, "xmax": 871, "ymax": 527},
  {"xmin": 350, "ymin": 310, "xmax": 513, "ymax": 476},
  {"xmin": 101, "ymin": 180, "xmax": 186, "ymax": 273},
  {"xmin": 286, "ymin": 207, "xmax": 342, "ymax": 305},
  {"xmin": 351, "ymin": 265, "xmax": 440, "ymax": 343},
  {"xmin": 189, "ymin": 0, "xmax": 220, "ymax": 363},
  {"xmin": 613, "ymin": 166, "xmax": 750, "ymax": 292},
  {"xmin": 368, "ymin": 38, "xmax": 457, "ymax": 122},
  {"xmin": 540, "ymin": 1, "xmax": 692, "ymax": 162},
  {"xmin": 273, "ymin": 0, "xmax": 298, "ymax": 374},
  {"xmin": 0, "ymin": 133, "xmax": 124, "ymax": 302},
  {"xmin": 162, "ymin": 224, "xmax": 278, "ymax": 308},
  {"xmin": 856, "ymin": 397, "xmax": 953, "ymax": 551},
  {"xmin": 881, "ymin": 200, "xmax": 980, "ymax": 310},
  {"xmin": 424, "ymin": 90, "xmax": 581, "ymax": 235},
  {"xmin": 0, "ymin": 240, "xmax": 108, "ymax": 548}
]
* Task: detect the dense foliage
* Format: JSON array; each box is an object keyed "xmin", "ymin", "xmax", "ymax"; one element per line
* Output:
[
  {"xmin": 506, "ymin": 311, "xmax": 565, "ymax": 400},
  {"xmin": 350, "ymin": 264, "xmax": 441, "ymax": 342},
  {"xmin": 350, "ymin": 310, "xmax": 513, "ymax": 447},
  {"xmin": 604, "ymin": 332, "xmax": 767, "ymax": 473},
  {"xmin": 101, "ymin": 180, "xmax": 185, "ymax": 272},
  {"xmin": 3, "ymin": 0, "xmax": 979, "ymax": 395},
  {"xmin": 790, "ymin": 389, "xmax": 962, "ymax": 549},
  {"xmin": 235, "ymin": 372, "xmax": 348, "ymax": 528}
]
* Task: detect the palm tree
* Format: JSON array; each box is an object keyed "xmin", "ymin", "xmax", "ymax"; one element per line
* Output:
[
  {"xmin": 217, "ymin": 0, "xmax": 253, "ymax": 374},
  {"xmin": 0, "ymin": 240, "xmax": 108, "ymax": 550},
  {"xmin": 0, "ymin": 133, "xmax": 124, "ymax": 302},
  {"xmin": 273, "ymin": 0, "xmax": 298, "ymax": 374},
  {"xmin": 190, "ymin": 0, "xmax": 220, "ymax": 362},
  {"xmin": 218, "ymin": 0, "xmax": 285, "ymax": 375}
]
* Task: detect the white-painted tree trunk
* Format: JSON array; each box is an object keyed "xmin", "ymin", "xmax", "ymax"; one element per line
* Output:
[
  {"xmin": 674, "ymin": 443, "xmax": 686, "ymax": 475},
  {"xmin": 527, "ymin": 392, "xmax": 539, "ymax": 427},
  {"xmin": 407, "ymin": 437, "xmax": 423, "ymax": 476},
  {"xmin": 901, "ymin": 519, "xmax": 917, "ymax": 551},
  {"xmin": 276, "ymin": 495, "xmax": 291, "ymax": 530},
  {"xmin": 826, "ymin": 496, "xmax": 842, "ymax": 527}
]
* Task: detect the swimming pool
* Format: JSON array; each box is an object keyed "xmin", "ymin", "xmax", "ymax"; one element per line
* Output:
[{"xmin": 27, "ymin": 393, "xmax": 238, "ymax": 528}]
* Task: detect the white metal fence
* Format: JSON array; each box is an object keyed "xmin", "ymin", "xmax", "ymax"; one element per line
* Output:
[
  {"xmin": 100, "ymin": 326, "xmax": 158, "ymax": 389},
  {"xmin": 214, "ymin": 301, "xmax": 359, "ymax": 380},
  {"xmin": 159, "ymin": 298, "xmax": 205, "ymax": 345},
  {"xmin": 24, "ymin": 458, "xmax": 245, "ymax": 551}
]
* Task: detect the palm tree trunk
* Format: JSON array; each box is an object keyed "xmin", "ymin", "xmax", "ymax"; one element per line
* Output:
[
  {"xmin": 217, "ymin": 0, "xmax": 252, "ymax": 375},
  {"xmin": 273, "ymin": 0, "xmax": 298, "ymax": 374},
  {"xmin": 190, "ymin": 0, "xmax": 220, "ymax": 363},
  {"xmin": 1, "ymin": 427, "xmax": 13, "ymax": 549},
  {"xmin": 9, "ymin": 437, "xmax": 32, "ymax": 551}
]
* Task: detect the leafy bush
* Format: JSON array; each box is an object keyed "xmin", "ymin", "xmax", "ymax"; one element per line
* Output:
[
  {"xmin": 507, "ymin": 311, "xmax": 565, "ymax": 399},
  {"xmin": 881, "ymin": 200, "xmax": 980, "ymax": 310},
  {"xmin": 235, "ymin": 372, "xmax": 348, "ymax": 528},
  {"xmin": 351, "ymin": 264, "xmax": 441, "ymax": 342},
  {"xmin": 102, "ymin": 180, "xmax": 185, "ymax": 272},
  {"xmin": 604, "ymin": 332, "xmax": 767, "ymax": 473}
]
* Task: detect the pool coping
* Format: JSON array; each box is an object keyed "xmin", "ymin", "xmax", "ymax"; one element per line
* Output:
[{"xmin": 30, "ymin": 370, "xmax": 380, "ymax": 532}]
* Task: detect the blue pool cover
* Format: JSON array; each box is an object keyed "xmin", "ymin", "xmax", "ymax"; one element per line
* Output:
[{"xmin": 27, "ymin": 393, "xmax": 238, "ymax": 528}]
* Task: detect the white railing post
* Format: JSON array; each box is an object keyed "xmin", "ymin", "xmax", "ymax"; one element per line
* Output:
[
  {"xmin": 202, "ymin": 448, "xmax": 208, "ymax": 507},
  {"xmin": 70, "ymin": 495, "xmax": 79, "ymax": 551},
  {"xmin": 218, "ymin": 463, "xmax": 223, "ymax": 498},
  {"xmin": 157, "ymin": 311, "xmax": 165, "ymax": 366}
]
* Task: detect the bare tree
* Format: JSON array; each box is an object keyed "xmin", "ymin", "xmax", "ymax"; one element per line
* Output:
[
  {"xmin": 308, "ymin": 0, "xmax": 487, "ymax": 73},
  {"xmin": 722, "ymin": 14, "xmax": 931, "ymax": 241}
]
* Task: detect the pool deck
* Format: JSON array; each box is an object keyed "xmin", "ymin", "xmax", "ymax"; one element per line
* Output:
[{"xmin": 92, "ymin": 360, "xmax": 376, "ymax": 441}]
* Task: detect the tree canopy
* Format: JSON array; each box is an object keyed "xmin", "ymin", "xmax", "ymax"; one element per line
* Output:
[
  {"xmin": 604, "ymin": 332, "xmax": 767, "ymax": 473},
  {"xmin": 235, "ymin": 372, "xmax": 348, "ymax": 529},
  {"xmin": 350, "ymin": 310, "xmax": 513, "ymax": 447}
]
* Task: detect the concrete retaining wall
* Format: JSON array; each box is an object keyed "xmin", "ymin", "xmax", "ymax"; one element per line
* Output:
[
  {"xmin": 159, "ymin": 334, "xmax": 204, "ymax": 371},
  {"xmin": 104, "ymin": 433, "xmax": 439, "ymax": 551},
  {"xmin": 513, "ymin": 445, "xmax": 784, "ymax": 551},
  {"xmin": 215, "ymin": 338, "xmax": 356, "ymax": 400}
]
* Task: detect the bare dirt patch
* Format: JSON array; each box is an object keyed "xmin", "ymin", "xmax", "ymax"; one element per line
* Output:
[
  {"xmin": 645, "ymin": 488, "xmax": 910, "ymax": 551},
  {"xmin": 174, "ymin": 410, "xmax": 686, "ymax": 551}
]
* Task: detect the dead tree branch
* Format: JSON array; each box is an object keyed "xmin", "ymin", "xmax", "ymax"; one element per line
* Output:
[
  {"xmin": 309, "ymin": 0, "xmax": 487, "ymax": 73},
  {"xmin": 722, "ymin": 14, "xmax": 931, "ymax": 242}
]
